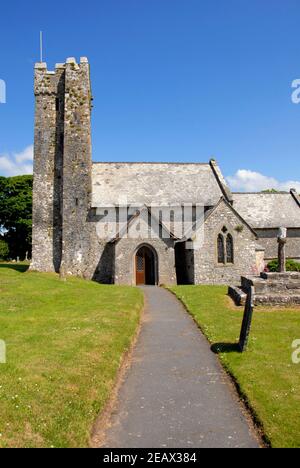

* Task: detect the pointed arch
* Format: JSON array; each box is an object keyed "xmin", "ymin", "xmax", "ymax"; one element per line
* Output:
[
  {"xmin": 217, "ymin": 228, "xmax": 234, "ymax": 265},
  {"xmin": 134, "ymin": 244, "xmax": 158, "ymax": 285}
]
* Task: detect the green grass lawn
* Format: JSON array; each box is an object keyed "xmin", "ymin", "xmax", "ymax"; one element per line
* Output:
[
  {"xmin": 169, "ymin": 285, "xmax": 300, "ymax": 448},
  {"xmin": 0, "ymin": 264, "xmax": 143, "ymax": 448}
]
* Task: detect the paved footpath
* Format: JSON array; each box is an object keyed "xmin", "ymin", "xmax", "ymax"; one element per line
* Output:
[{"xmin": 104, "ymin": 287, "xmax": 259, "ymax": 448}]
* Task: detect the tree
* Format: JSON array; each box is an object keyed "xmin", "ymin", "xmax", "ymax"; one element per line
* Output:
[
  {"xmin": 0, "ymin": 175, "xmax": 33, "ymax": 260},
  {"xmin": 0, "ymin": 239, "xmax": 9, "ymax": 259},
  {"xmin": 261, "ymin": 189, "xmax": 280, "ymax": 193}
]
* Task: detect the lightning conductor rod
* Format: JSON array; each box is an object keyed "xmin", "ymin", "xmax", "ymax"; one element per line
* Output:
[{"xmin": 40, "ymin": 31, "xmax": 43, "ymax": 63}]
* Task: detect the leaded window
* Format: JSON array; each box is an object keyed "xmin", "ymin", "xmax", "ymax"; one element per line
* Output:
[
  {"xmin": 136, "ymin": 254, "xmax": 144, "ymax": 272},
  {"xmin": 217, "ymin": 229, "xmax": 234, "ymax": 264},
  {"xmin": 217, "ymin": 234, "xmax": 225, "ymax": 264},
  {"xmin": 226, "ymin": 234, "xmax": 234, "ymax": 263}
]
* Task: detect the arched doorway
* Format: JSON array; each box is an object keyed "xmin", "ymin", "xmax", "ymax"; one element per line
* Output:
[{"xmin": 135, "ymin": 245, "xmax": 158, "ymax": 285}]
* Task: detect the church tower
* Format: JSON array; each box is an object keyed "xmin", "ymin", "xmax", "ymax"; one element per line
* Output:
[{"xmin": 31, "ymin": 57, "xmax": 93, "ymax": 275}]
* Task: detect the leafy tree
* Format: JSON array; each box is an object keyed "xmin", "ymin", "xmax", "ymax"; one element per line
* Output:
[
  {"xmin": 261, "ymin": 189, "xmax": 281, "ymax": 193},
  {"xmin": 0, "ymin": 238, "xmax": 9, "ymax": 259},
  {"xmin": 0, "ymin": 175, "xmax": 33, "ymax": 260}
]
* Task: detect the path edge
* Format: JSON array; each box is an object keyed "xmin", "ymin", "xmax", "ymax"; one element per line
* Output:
[
  {"xmin": 165, "ymin": 286, "xmax": 269, "ymax": 449},
  {"xmin": 89, "ymin": 294, "xmax": 145, "ymax": 448}
]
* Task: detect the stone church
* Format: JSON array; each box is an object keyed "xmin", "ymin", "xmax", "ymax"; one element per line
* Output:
[{"xmin": 30, "ymin": 57, "xmax": 300, "ymax": 285}]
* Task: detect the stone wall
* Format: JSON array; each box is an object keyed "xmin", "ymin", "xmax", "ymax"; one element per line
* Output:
[
  {"xmin": 114, "ymin": 238, "xmax": 176, "ymax": 286},
  {"xmin": 59, "ymin": 58, "xmax": 93, "ymax": 278},
  {"xmin": 113, "ymin": 208, "xmax": 177, "ymax": 285},
  {"xmin": 256, "ymin": 228, "xmax": 300, "ymax": 261},
  {"xmin": 31, "ymin": 57, "xmax": 96, "ymax": 278},
  {"xmin": 30, "ymin": 63, "xmax": 65, "ymax": 272},
  {"xmin": 194, "ymin": 200, "xmax": 258, "ymax": 284}
]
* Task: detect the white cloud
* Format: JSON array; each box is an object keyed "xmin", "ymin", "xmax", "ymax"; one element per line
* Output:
[
  {"xmin": 227, "ymin": 169, "xmax": 300, "ymax": 193},
  {"xmin": 0, "ymin": 145, "xmax": 33, "ymax": 177}
]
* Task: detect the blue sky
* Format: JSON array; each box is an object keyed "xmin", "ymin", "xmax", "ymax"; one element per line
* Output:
[{"xmin": 0, "ymin": 0, "xmax": 300, "ymax": 190}]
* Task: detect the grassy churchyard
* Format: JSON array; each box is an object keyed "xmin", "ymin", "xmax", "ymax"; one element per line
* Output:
[
  {"xmin": 1, "ymin": 264, "xmax": 300, "ymax": 448},
  {"xmin": 169, "ymin": 285, "xmax": 300, "ymax": 448},
  {"xmin": 0, "ymin": 264, "xmax": 143, "ymax": 448}
]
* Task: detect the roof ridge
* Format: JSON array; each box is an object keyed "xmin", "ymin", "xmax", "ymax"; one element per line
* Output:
[
  {"xmin": 209, "ymin": 159, "xmax": 233, "ymax": 203},
  {"xmin": 92, "ymin": 161, "xmax": 210, "ymax": 165},
  {"xmin": 232, "ymin": 191, "xmax": 290, "ymax": 195}
]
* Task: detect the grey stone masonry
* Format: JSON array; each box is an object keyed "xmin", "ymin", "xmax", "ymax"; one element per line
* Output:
[
  {"xmin": 30, "ymin": 56, "xmax": 300, "ymax": 286},
  {"xmin": 255, "ymin": 228, "xmax": 300, "ymax": 261},
  {"xmin": 229, "ymin": 272, "xmax": 300, "ymax": 306},
  {"xmin": 30, "ymin": 62, "xmax": 65, "ymax": 272},
  {"xmin": 194, "ymin": 198, "xmax": 258, "ymax": 284},
  {"xmin": 31, "ymin": 58, "xmax": 93, "ymax": 277},
  {"xmin": 59, "ymin": 58, "xmax": 93, "ymax": 278},
  {"xmin": 232, "ymin": 192, "xmax": 300, "ymax": 261}
]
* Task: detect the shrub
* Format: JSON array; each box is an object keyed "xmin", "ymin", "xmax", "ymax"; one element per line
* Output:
[
  {"xmin": 0, "ymin": 239, "xmax": 9, "ymax": 260},
  {"xmin": 267, "ymin": 259, "xmax": 300, "ymax": 272}
]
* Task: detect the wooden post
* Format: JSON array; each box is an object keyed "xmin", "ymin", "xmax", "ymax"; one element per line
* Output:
[{"xmin": 239, "ymin": 286, "xmax": 255, "ymax": 352}]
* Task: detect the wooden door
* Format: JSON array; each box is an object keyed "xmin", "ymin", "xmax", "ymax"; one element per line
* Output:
[{"xmin": 136, "ymin": 251, "xmax": 145, "ymax": 285}]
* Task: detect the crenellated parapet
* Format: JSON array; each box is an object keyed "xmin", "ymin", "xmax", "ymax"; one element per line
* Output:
[{"xmin": 34, "ymin": 62, "xmax": 65, "ymax": 96}]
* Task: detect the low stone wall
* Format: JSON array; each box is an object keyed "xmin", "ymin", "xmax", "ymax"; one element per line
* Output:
[
  {"xmin": 256, "ymin": 229, "xmax": 300, "ymax": 261},
  {"xmin": 229, "ymin": 272, "xmax": 300, "ymax": 306}
]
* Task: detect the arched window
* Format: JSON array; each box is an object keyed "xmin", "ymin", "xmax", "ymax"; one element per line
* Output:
[
  {"xmin": 217, "ymin": 229, "xmax": 234, "ymax": 264},
  {"xmin": 217, "ymin": 234, "xmax": 225, "ymax": 264},
  {"xmin": 226, "ymin": 234, "xmax": 234, "ymax": 263}
]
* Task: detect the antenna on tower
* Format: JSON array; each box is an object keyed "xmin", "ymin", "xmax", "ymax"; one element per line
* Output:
[{"xmin": 40, "ymin": 31, "xmax": 43, "ymax": 63}]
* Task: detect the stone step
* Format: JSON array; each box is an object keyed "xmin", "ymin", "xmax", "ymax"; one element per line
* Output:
[
  {"xmin": 241, "ymin": 275, "xmax": 300, "ymax": 294},
  {"xmin": 232, "ymin": 273, "xmax": 300, "ymax": 307},
  {"xmin": 254, "ymin": 294, "xmax": 300, "ymax": 306},
  {"xmin": 256, "ymin": 282, "xmax": 300, "ymax": 293},
  {"xmin": 228, "ymin": 285, "xmax": 247, "ymax": 306},
  {"xmin": 260, "ymin": 272, "xmax": 300, "ymax": 281}
]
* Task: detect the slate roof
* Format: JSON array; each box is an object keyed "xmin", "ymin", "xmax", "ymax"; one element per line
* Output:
[
  {"xmin": 232, "ymin": 192, "xmax": 300, "ymax": 229},
  {"xmin": 91, "ymin": 161, "xmax": 229, "ymax": 207}
]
